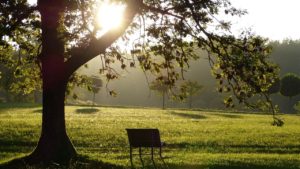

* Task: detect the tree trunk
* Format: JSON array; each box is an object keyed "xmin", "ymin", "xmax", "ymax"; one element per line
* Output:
[
  {"xmin": 26, "ymin": 81, "xmax": 76, "ymax": 164},
  {"xmin": 25, "ymin": 0, "xmax": 76, "ymax": 164}
]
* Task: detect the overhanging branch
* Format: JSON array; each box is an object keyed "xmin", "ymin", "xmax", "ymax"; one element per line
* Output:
[{"xmin": 65, "ymin": 0, "xmax": 142, "ymax": 77}]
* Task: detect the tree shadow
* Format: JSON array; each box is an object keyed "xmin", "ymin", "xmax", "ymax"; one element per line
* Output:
[
  {"xmin": 0, "ymin": 103, "xmax": 41, "ymax": 113},
  {"xmin": 129, "ymin": 155, "xmax": 170, "ymax": 169},
  {"xmin": 75, "ymin": 108, "xmax": 100, "ymax": 114},
  {"xmin": 0, "ymin": 155, "xmax": 126, "ymax": 169},
  {"xmin": 166, "ymin": 141, "xmax": 300, "ymax": 154},
  {"xmin": 1, "ymin": 153, "xmax": 300, "ymax": 169},
  {"xmin": 167, "ymin": 163, "xmax": 300, "ymax": 169},
  {"xmin": 169, "ymin": 111, "xmax": 206, "ymax": 119},
  {"xmin": 210, "ymin": 113, "xmax": 242, "ymax": 119},
  {"xmin": 0, "ymin": 139, "xmax": 36, "ymax": 149},
  {"xmin": 0, "ymin": 103, "xmax": 40, "ymax": 110},
  {"xmin": 32, "ymin": 109, "xmax": 42, "ymax": 113}
]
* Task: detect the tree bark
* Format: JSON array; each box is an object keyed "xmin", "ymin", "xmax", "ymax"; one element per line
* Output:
[
  {"xmin": 26, "ymin": 81, "xmax": 76, "ymax": 164},
  {"xmin": 26, "ymin": 0, "xmax": 76, "ymax": 164}
]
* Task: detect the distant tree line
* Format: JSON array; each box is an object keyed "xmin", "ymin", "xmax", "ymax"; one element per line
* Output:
[
  {"xmin": 1, "ymin": 40, "xmax": 300, "ymax": 113},
  {"xmin": 268, "ymin": 73, "xmax": 300, "ymax": 113},
  {"xmin": 267, "ymin": 40, "xmax": 300, "ymax": 113}
]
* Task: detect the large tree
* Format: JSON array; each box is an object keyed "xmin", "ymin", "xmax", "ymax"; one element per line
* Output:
[{"xmin": 0, "ymin": 0, "xmax": 278, "ymax": 164}]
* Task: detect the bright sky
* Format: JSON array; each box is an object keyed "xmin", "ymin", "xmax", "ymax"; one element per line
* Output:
[
  {"xmin": 229, "ymin": 0, "xmax": 300, "ymax": 40},
  {"xmin": 27, "ymin": 0, "xmax": 300, "ymax": 41}
]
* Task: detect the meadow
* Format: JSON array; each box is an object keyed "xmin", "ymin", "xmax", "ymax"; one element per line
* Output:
[{"xmin": 1, "ymin": 104, "xmax": 300, "ymax": 169}]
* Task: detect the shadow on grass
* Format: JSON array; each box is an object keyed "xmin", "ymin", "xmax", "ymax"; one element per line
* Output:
[
  {"xmin": 1, "ymin": 154, "xmax": 300, "ymax": 169},
  {"xmin": 169, "ymin": 111, "xmax": 206, "ymax": 119},
  {"xmin": 167, "ymin": 163, "xmax": 300, "ymax": 169},
  {"xmin": 75, "ymin": 108, "xmax": 100, "ymax": 114},
  {"xmin": 0, "ymin": 103, "xmax": 41, "ymax": 110},
  {"xmin": 210, "ymin": 113, "xmax": 242, "ymax": 119},
  {"xmin": 32, "ymin": 109, "xmax": 42, "ymax": 113},
  {"xmin": 166, "ymin": 141, "xmax": 300, "ymax": 154},
  {"xmin": 0, "ymin": 155, "xmax": 126, "ymax": 169},
  {"xmin": 0, "ymin": 138, "xmax": 37, "ymax": 147}
]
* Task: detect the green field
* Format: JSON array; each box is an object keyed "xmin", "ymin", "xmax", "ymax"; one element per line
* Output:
[{"xmin": 1, "ymin": 104, "xmax": 300, "ymax": 169}]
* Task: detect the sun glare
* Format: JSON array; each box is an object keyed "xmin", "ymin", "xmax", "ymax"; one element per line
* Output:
[
  {"xmin": 28, "ymin": 0, "xmax": 37, "ymax": 5},
  {"xmin": 97, "ymin": 2, "xmax": 125, "ymax": 31}
]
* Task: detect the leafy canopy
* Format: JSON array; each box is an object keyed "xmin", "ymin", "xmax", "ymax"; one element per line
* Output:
[{"xmin": 0, "ymin": 0, "xmax": 279, "ymax": 111}]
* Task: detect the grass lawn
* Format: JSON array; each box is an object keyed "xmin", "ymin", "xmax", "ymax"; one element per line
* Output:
[{"xmin": 0, "ymin": 104, "xmax": 300, "ymax": 168}]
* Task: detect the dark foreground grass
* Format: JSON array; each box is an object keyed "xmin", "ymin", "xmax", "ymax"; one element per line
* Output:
[{"xmin": 0, "ymin": 105, "xmax": 300, "ymax": 168}]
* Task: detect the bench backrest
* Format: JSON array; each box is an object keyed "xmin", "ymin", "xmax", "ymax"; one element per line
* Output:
[{"xmin": 126, "ymin": 128, "xmax": 161, "ymax": 147}]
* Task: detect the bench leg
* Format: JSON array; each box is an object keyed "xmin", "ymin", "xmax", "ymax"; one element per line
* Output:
[
  {"xmin": 159, "ymin": 146, "xmax": 162, "ymax": 158},
  {"xmin": 151, "ymin": 147, "xmax": 154, "ymax": 160},
  {"xmin": 130, "ymin": 147, "xmax": 133, "ymax": 168},
  {"xmin": 139, "ymin": 147, "xmax": 144, "ymax": 167},
  {"xmin": 151, "ymin": 147, "xmax": 157, "ymax": 169},
  {"xmin": 139, "ymin": 147, "xmax": 142, "ymax": 158}
]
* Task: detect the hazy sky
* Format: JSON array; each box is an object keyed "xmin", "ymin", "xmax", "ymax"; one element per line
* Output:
[
  {"xmin": 28, "ymin": 0, "xmax": 300, "ymax": 41},
  {"xmin": 229, "ymin": 0, "xmax": 300, "ymax": 40}
]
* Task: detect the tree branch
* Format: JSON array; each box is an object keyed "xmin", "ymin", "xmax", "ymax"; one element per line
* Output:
[
  {"xmin": 140, "ymin": 4, "xmax": 184, "ymax": 19},
  {"xmin": 65, "ymin": 0, "xmax": 142, "ymax": 77}
]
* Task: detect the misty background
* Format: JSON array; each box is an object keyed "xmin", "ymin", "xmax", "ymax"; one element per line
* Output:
[
  {"xmin": 67, "ymin": 40, "xmax": 300, "ymax": 112},
  {"xmin": 0, "ymin": 40, "xmax": 299, "ymax": 112}
]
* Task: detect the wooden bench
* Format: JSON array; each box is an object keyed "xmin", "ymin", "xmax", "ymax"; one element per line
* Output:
[{"xmin": 126, "ymin": 128, "xmax": 164, "ymax": 165}]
